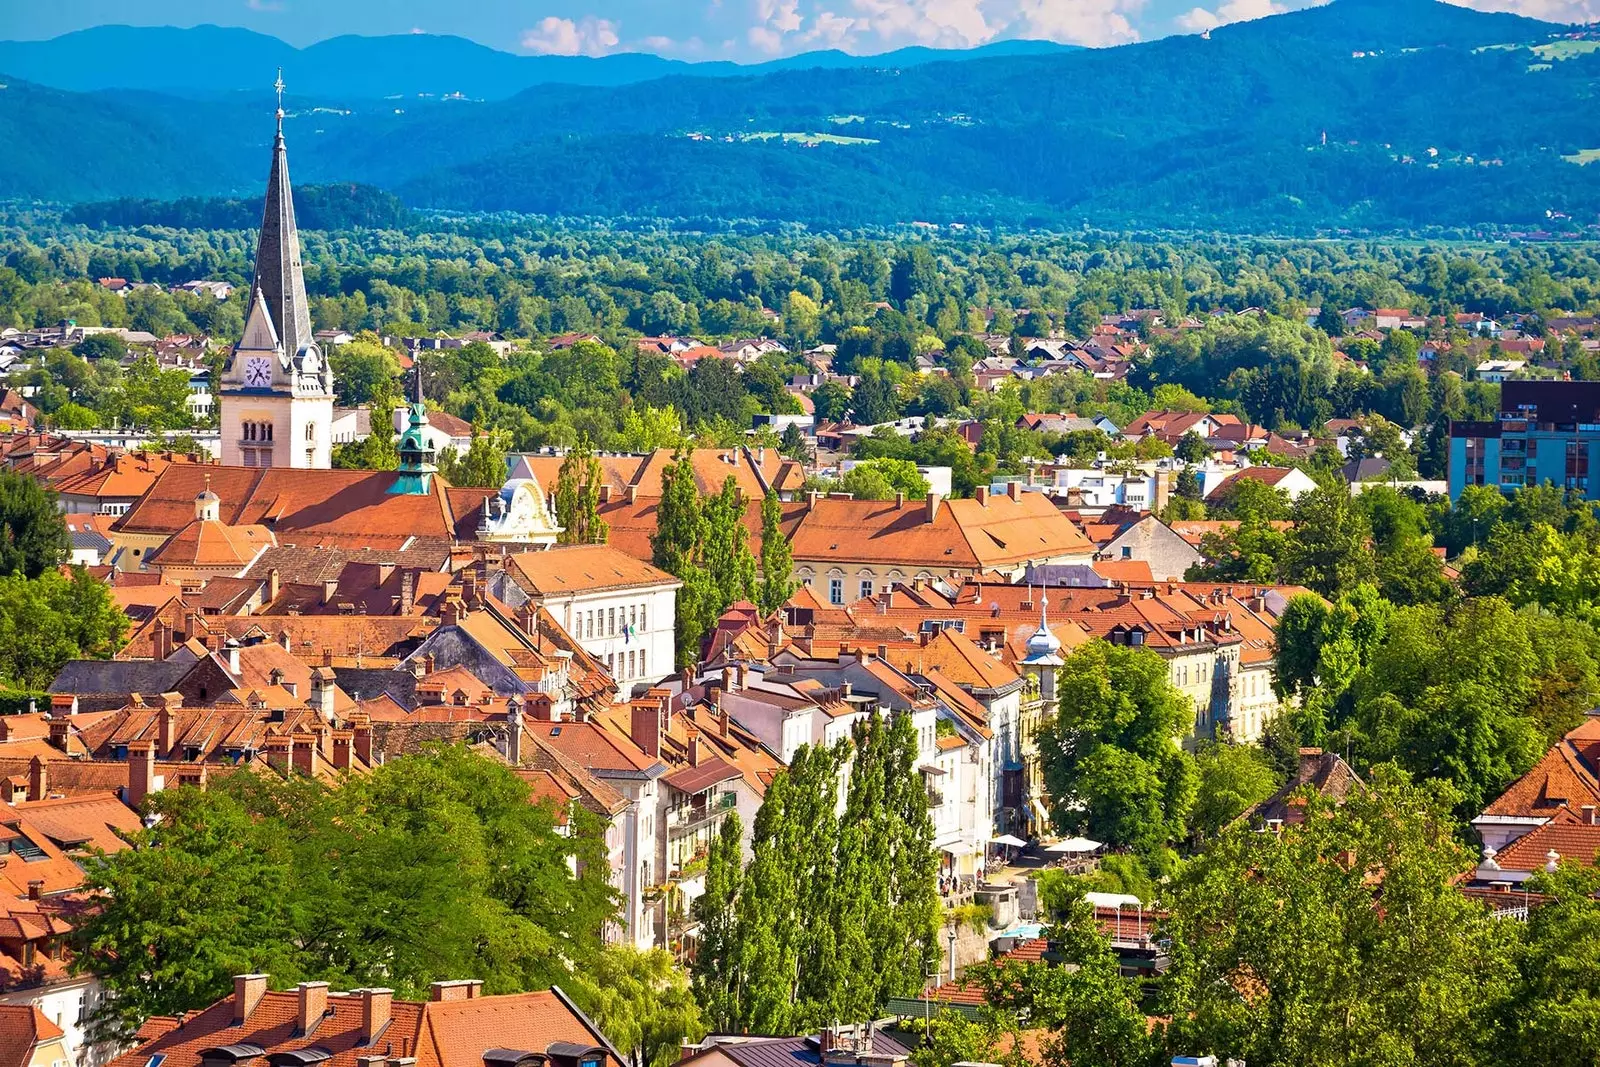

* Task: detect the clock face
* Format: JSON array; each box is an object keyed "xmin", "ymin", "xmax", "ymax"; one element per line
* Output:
[{"xmin": 244, "ymin": 356, "xmax": 273, "ymax": 388}]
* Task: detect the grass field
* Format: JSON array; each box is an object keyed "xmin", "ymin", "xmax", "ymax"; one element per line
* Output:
[
  {"xmin": 740, "ymin": 131, "xmax": 879, "ymax": 146},
  {"xmin": 1532, "ymin": 40, "xmax": 1600, "ymax": 61}
]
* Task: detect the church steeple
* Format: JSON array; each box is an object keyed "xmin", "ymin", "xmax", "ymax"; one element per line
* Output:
[
  {"xmin": 391, "ymin": 366, "xmax": 438, "ymax": 495},
  {"xmin": 219, "ymin": 72, "xmax": 334, "ymax": 471},
  {"xmin": 246, "ymin": 67, "xmax": 313, "ymax": 363}
]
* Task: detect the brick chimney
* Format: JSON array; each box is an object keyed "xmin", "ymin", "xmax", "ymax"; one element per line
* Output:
[
  {"xmin": 291, "ymin": 735, "xmax": 316, "ymax": 778},
  {"xmin": 296, "ymin": 981, "xmax": 328, "ymax": 1034},
  {"xmin": 267, "ymin": 568, "xmax": 281, "ymax": 604},
  {"xmin": 400, "ymin": 570, "xmax": 417, "ymax": 616},
  {"xmin": 973, "ymin": 486, "xmax": 990, "ymax": 506},
  {"xmin": 688, "ymin": 736, "xmax": 701, "ymax": 767},
  {"xmin": 331, "ymin": 729, "xmax": 354, "ymax": 771},
  {"xmin": 925, "ymin": 492, "xmax": 943, "ymax": 523},
  {"xmin": 359, "ymin": 988, "xmax": 393, "ymax": 1043},
  {"xmin": 127, "ymin": 740, "xmax": 158, "ymax": 807},
  {"xmin": 46, "ymin": 717, "xmax": 69, "ymax": 752},
  {"xmin": 506, "ymin": 696, "xmax": 524, "ymax": 766},
  {"xmin": 631, "ymin": 698, "xmax": 662, "ymax": 759},
  {"xmin": 157, "ymin": 705, "xmax": 175, "ymax": 756},
  {"xmin": 233, "ymin": 974, "xmax": 269, "ymax": 1025},
  {"xmin": 352, "ymin": 713, "xmax": 373, "ymax": 766},
  {"xmin": 310, "ymin": 667, "xmax": 337, "ymax": 721},
  {"xmin": 26, "ymin": 756, "xmax": 46, "ymax": 802},
  {"xmin": 1005, "ymin": 480, "xmax": 1021, "ymax": 501},
  {"xmin": 265, "ymin": 735, "xmax": 293, "ymax": 774},
  {"xmin": 429, "ymin": 980, "xmax": 483, "ymax": 1002},
  {"xmin": 50, "ymin": 694, "xmax": 77, "ymax": 717}
]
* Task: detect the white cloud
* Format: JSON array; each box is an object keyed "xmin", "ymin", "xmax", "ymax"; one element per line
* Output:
[
  {"xmin": 734, "ymin": 0, "xmax": 1144, "ymax": 55},
  {"xmin": 1450, "ymin": 0, "xmax": 1598, "ymax": 19},
  {"xmin": 1177, "ymin": 0, "xmax": 1283, "ymax": 32},
  {"xmin": 520, "ymin": 15, "xmax": 622, "ymax": 56}
]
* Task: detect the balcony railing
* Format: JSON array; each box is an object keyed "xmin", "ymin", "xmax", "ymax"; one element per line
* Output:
[{"xmin": 667, "ymin": 792, "xmax": 736, "ymax": 836}]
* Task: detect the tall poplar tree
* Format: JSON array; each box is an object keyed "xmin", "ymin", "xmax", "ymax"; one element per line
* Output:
[
  {"xmin": 696, "ymin": 716, "xmax": 939, "ymax": 1034},
  {"xmin": 690, "ymin": 813, "xmax": 744, "ymax": 1032},
  {"xmin": 757, "ymin": 490, "xmax": 794, "ymax": 614},
  {"xmin": 555, "ymin": 438, "xmax": 609, "ymax": 545}
]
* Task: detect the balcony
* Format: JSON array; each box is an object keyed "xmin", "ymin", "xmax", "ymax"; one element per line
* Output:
[{"xmin": 666, "ymin": 791, "xmax": 736, "ymax": 837}]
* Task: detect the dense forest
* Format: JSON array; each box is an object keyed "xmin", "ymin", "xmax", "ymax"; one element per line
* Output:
[
  {"xmin": 2, "ymin": 209, "xmax": 1597, "ymax": 479},
  {"xmin": 3, "ymin": 0, "xmax": 1599, "ymax": 230}
]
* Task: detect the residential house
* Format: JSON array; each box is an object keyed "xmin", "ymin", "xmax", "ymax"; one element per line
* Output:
[
  {"xmin": 107, "ymin": 976, "xmax": 625, "ymax": 1067},
  {"xmin": 486, "ymin": 547, "xmax": 681, "ymax": 695},
  {"xmin": 788, "ymin": 487, "xmax": 1095, "ymax": 604}
]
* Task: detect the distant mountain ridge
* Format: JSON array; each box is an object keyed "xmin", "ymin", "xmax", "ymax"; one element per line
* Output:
[
  {"xmin": 1, "ymin": 0, "xmax": 1595, "ymax": 231},
  {"xmin": 0, "ymin": 24, "xmax": 1078, "ymax": 100}
]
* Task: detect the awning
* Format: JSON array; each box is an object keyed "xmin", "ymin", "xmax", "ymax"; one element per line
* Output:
[
  {"xmin": 1030, "ymin": 796, "xmax": 1051, "ymax": 825},
  {"xmin": 990, "ymin": 834, "xmax": 1028, "ymax": 848},
  {"xmin": 1045, "ymin": 836, "xmax": 1103, "ymax": 854}
]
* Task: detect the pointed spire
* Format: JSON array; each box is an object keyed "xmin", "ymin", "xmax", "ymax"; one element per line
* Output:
[
  {"xmin": 274, "ymin": 68, "xmax": 285, "ymax": 139},
  {"xmin": 241, "ymin": 68, "xmax": 312, "ymax": 364}
]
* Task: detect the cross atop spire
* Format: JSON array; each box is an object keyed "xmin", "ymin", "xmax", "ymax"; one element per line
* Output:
[{"xmin": 274, "ymin": 68, "xmax": 285, "ymax": 137}]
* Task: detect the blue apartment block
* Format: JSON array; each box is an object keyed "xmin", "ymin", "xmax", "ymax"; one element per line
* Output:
[{"xmin": 1449, "ymin": 381, "xmax": 1600, "ymax": 500}]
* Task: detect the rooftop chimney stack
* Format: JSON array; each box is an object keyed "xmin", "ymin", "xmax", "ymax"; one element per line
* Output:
[
  {"xmin": 359, "ymin": 988, "xmax": 393, "ymax": 1044},
  {"xmin": 26, "ymin": 756, "xmax": 46, "ymax": 803},
  {"xmin": 127, "ymin": 739, "xmax": 159, "ymax": 807},
  {"xmin": 925, "ymin": 493, "xmax": 943, "ymax": 524},
  {"xmin": 296, "ymin": 981, "xmax": 328, "ymax": 1034},
  {"xmin": 233, "ymin": 974, "xmax": 269, "ymax": 1026}
]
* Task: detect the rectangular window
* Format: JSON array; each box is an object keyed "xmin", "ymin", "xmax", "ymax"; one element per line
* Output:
[
  {"xmin": 860, "ymin": 579, "xmax": 874, "ymax": 601},
  {"xmin": 829, "ymin": 578, "xmax": 844, "ymax": 605},
  {"xmin": 637, "ymin": 649, "xmax": 646, "ymax": 677},
  {"xmin": 609, "ymin": 607, "xmax": 616, "ymax": 635},
  {"xmin": 640, "ymin": 603, "xmax": 647, "ymax": 630}
]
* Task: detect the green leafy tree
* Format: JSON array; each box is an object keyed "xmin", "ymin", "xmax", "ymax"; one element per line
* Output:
[
  {"xmin": 702, "ymin": 476, "xmax": 758, "ymax": 613},
  {"xmin": 1037, "ymin": 641, "xmax": 1197, "ymax": 855},
  {"xmin": 0, "ymin": 471, "xmax": 68, "ymax": 579},
  {"xmin": 1191, "ymin": 741, "xmax": 1282, "ymax": 839},
  {"xmin": 332, "ymin": 431, "xmax": 399, "ymax": 471},
  {"xmin": 582, "ymin": 947, "xmax": 706, "ymax": 1067},
  {"xmin": 1161, "ymin": 769, "xmax": 1518, "ymax": 1067},
  {"xmin": 439, "ymin": 429, "xmax": 508, "ymax": 488},
  {"xmin": 757, "ymin": 491, "xmax": 793, "ymax": 615},
  {"xmin": 840, "ymin": 458, "xmax": 930, "ymax": 501},
  {"xmin": 972, "ymin": 898, "xmax": 1163, "ymax": 1067},
  {"xmin": 0, "ymin": 568, "xmax": 127, "ymax": 689},
  {"xmin": 690, "ymin": 813, "xmax": 744, "ymax": 1031},
  {"xmin": 1281, "ymin": 481, "xmax": 1375, "ymax": 599},
  {"xmin": 329, "ymin": 337, "xmax": 403, "ymax": 408},
  {"xmin": 75, "ymin": 746, "xmax": 617, "ymax": 1040},
  {"xmin": 1504, "ymin": 863, "xmax": 1600, "ymax": 1067},
  {"xmin": 555, "ymin": 439, "xmax": 609, "ymax": 545}
]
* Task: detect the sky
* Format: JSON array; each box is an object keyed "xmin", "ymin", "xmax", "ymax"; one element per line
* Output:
[{"xmin": 0, "ymin": 0, "xmax": 1593, "ymax": 58}]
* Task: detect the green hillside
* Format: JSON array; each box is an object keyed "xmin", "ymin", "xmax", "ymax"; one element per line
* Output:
[{"xmin": 3, "ymin": 0, "xmax": 1597, "ymax": 230}]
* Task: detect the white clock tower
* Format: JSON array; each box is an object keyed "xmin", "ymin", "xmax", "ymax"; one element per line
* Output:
[{"xmin": 221, "ymin": 70, "xmax": 334, "ymax": 470}]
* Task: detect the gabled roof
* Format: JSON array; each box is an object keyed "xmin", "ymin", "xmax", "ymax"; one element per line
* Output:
[
  {"xmin": 0, "ymin": 1004, "xmax": 64, "ymax": 1067},
  {"xmin": 506, "ymin": 547, "xmax": 678, "ymax": 598},
  {"xmin": 115, "ymin": 466, "xmax": 461, "ymax": 552},
  {"xmin": 110, "ymin": 986, "xmax": 623, "ymax": 1067}
]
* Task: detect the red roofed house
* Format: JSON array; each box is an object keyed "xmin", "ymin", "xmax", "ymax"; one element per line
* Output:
[
  {"xmin": 107, "ymin": 977, "xmax": 623, "ymax": 1067},
  {"xmin": 0, "ymin": 1006, "xmax": 71, "ymax": 1067},
  {"xmin": 789, "ymin": 486, "xmax": 1094, "ymax": 605}
]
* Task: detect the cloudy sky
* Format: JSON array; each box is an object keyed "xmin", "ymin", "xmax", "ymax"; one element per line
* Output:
[{"xmin": 1, "ymin": 0, "xmax": 1593, "ymax": 57}]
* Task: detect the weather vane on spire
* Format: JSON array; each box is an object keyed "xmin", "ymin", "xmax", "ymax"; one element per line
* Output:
[{"xmin": 274, "ymin": 68, "xmax": 285, "ymax": 134}]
